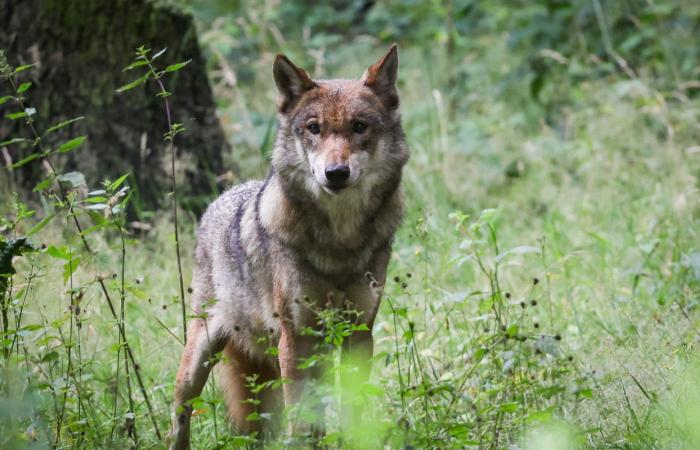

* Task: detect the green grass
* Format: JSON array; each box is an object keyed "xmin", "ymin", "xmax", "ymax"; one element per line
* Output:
[{"xmin": 2, "ymin": 21, "xmax": 700, "ymax": 450}]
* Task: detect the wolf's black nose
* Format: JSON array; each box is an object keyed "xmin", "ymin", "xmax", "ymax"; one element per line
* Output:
[{"xmin": 325, "ymin": 164, "xmax": 351, "ymax": 185}]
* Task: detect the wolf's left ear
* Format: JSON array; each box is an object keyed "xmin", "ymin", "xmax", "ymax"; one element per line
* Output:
[
  {"xmin": 362, "ymin": 44, "xmax": 399, "ymax": 109},
  {"xmin": 273, "ymin": 54, "xmax": 317, "ymax": 113}
]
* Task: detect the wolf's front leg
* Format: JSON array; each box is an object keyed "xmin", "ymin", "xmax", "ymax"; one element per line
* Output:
[{"xmin": 168, "ymin": 319, "xmax": 225, "ymax": 450}]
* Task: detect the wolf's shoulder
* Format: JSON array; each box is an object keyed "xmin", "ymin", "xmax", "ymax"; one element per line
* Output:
[{"xmin": 198, "ymin": 180, "xmax": 264, "ymax": 229}]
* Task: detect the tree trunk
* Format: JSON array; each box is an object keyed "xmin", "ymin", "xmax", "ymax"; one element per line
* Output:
[{"xmin": 0, "ymin": 0, "xmax": 230, "ymax": 215}]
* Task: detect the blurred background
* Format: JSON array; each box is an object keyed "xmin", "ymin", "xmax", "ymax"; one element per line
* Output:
[{"xmin": 1, "ymin": 1, "xmax": 699, "ymax": 449}]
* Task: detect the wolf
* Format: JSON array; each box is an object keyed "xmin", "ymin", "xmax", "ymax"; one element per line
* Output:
[{"xmin": 168, "ymin": 44, "xmax": 409, "ymax": 449}]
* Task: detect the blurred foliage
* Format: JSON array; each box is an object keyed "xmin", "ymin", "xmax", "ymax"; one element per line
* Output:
[{"xmin": 187, "ymin": 0, "xmax": 700, "ymax": 98}]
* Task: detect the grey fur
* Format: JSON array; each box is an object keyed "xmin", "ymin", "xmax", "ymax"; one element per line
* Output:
[{"xmin": 168, "ymin": 46, "xmax": 408, "ymax": 449}]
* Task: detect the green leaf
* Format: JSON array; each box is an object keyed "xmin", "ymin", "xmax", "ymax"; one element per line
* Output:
[
  {"xmin": 57, "ymin": 171, "xmax": 86, "ymax": 188},
  {"xmin": 33, "ymin": 177, "xmax": 55, "ymax": 192},
  {"xmin": 122, "ymin": 60, "xmax": 149, "ymax": 71},
  {"xmin": 8, "ymin": 152, "xmax": 42, "ymax": 169},
  {"xmin": 27, "ymin": 213, "xmax": 56, "ymax": 236},
  {"xmin": 116, "ymin": 74, "xmax": 148, "ymax": 93},
  {"xmin": 13, "ymin": 64, "xmax": 36, "ymax": 73},
  {"xmin": 17, "ymin": 82, "xmax": 32, "ymax": 93},
  {"xmin": 44, "ymin": 116, "xmax": 85, "ymax": 135},
  {"xmin": 108, "ymin": 173, "xmax": 130, "ymax": 191},
  {"xmin": 499, "ymin": 402, "xmax": 519, "ymax": 413},
  {"xmin": 57, "ymin": 136, "xmax": 87, "ymax": 153},
  {"xmin": 63, "ymin": 257, "xmax": 80, "ymax": 282},
  {"xmin": 5, "ymin": 111, "xmax": 27, "ymax": 120},
  {"xmin": 0, "ymin": 137, "xmax": 27, "ymax": 146},
  {"xmin": 46, "ymin": 245, "xmax": 71, "ymax": 260},
  {"xmin": 0, "ymin": 95, "xmax": 13, "ymax": 105},
  {"xmin": 165, "ymin": 60, "xmax": 191, "ymax": 73},
  {"xmin": 152, "ymin": 48, "xmax": 167, "ymax": 60}
]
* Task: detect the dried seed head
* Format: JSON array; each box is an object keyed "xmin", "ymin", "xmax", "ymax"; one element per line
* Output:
[
  {"xmin": 187, "ymin": 287, "xmax": 193, "ymax": 294},
  {"xmin": 401, "ymin": 282, "xmax": 408, "ymax": 289},
  {"xmin": 272, "ymin": 312, "xmax": 279, "ymax": 318},
  {"xmin": 534, "ymin": 322, "xmax": 540, "ymax": 329},
  {"xmin": 234, "ymin": 325, "xmax": 240, "ymax": 332},
  {"xmin": 393, "ymin": 276, "xmax": 400, "ymax": 283},
  {"xmin": 530, "ymin": 300, "xmax": 537, "ymax": 306},
  {"xmin": 533, "ymin": 277, "xmax": 540, "ymax": 285},
  {"xmin": 505, "ymin": 292, "xmax": 511, "ymax": 299},
  {"xmin": 520, "ymin": 301, "xmax": 526, "ymax": 309},
  {"xmin": 554, "ymin": 334, "xmax": 562, "ymax": 341},
  {"xmin": 406, "ymin": 273, "xmax": 412, "ymax": 278}
]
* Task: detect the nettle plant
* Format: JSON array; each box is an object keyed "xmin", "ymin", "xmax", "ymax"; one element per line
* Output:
[
  {"xmin": 370, "ymin": 209, "xmax": 594, "ymax": 448},
  {"xmin": 0, "ymin": 47, "xmax": 178, "ymax": 448},
  {"xmin": 117, "ymin": 45, "xmax": 190, "ymax": 345}
]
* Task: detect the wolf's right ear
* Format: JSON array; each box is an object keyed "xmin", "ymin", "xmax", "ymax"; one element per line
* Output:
[{"xmin": 273, "ymin": 54, "xmax": 317, "ymax": 113}]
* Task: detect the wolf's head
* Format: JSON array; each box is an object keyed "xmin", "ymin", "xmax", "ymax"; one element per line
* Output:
[{"xmin": 270, "ymin": 45, "xmax": 408, "ymax": 202}]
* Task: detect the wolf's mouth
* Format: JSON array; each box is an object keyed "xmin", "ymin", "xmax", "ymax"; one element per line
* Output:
[{"xmin": 322, "ymin": 183, "xmax": 348, "ymax": 195}]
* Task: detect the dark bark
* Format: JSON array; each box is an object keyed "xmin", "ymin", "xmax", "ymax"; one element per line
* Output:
[{"xmin": 0, "ymin": 0, "xmax": 230, "ymax": 215}]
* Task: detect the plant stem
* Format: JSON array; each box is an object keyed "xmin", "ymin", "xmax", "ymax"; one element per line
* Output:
[
  {"xmin": 5, "ymin": 74, "xmax": 162, "ymax": 440},
  {"xmin": 145, "ymin": 59, "xmax": 188, "ymax": 344}
]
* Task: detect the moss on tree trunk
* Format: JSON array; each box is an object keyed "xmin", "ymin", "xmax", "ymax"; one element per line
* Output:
[{"xmin": 0, "ymin": 0, "xmax": 230, "ymax": 215}]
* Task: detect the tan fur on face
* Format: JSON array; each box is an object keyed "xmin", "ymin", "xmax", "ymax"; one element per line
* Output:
[{"xmin": 168, "ymin": 45, "xmax": 407, "ymax": 450}]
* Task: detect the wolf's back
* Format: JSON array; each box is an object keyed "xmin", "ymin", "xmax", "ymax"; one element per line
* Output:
[{"xmin": 192, "ymin": 181, "xmax": 263, "ymax": 308}]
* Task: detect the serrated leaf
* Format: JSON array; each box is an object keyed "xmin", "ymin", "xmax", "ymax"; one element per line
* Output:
[
  {"xmin": 85, "ymin": 196, "xmax": 107, "ymax": 203},
  {"xmin": 165, "ymin": 60, "xmax": 191, "ymax": 73},
  {"xmin": 44, "ymin": 116, "xmax": 85, "ymax": 135},
  {"xmin": 57, "ymin": 171, "xmax": 86, "ymax": 188},
  {"xmin": 57, "ymin": 136, "xmax": 86, "ymax": 153},
  {"xmin": 17, "ymin": 82, "xmax": 32, "ymax": 93},
  {"xmin": 8, "ymin": 152, "xmax": 42, "ymax": 169},
  {"xmin": 116, "ymin": 74, "xmax": 148, "ymax": 93}
]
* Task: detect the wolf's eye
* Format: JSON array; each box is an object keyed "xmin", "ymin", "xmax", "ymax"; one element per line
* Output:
[
  {"xmin": 352, "ymin": 121, "xmax": 368, "ymax": 134},
  {"xmin": 307, "ymin": 122, "xmax": 321, "ymax": 135}
]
